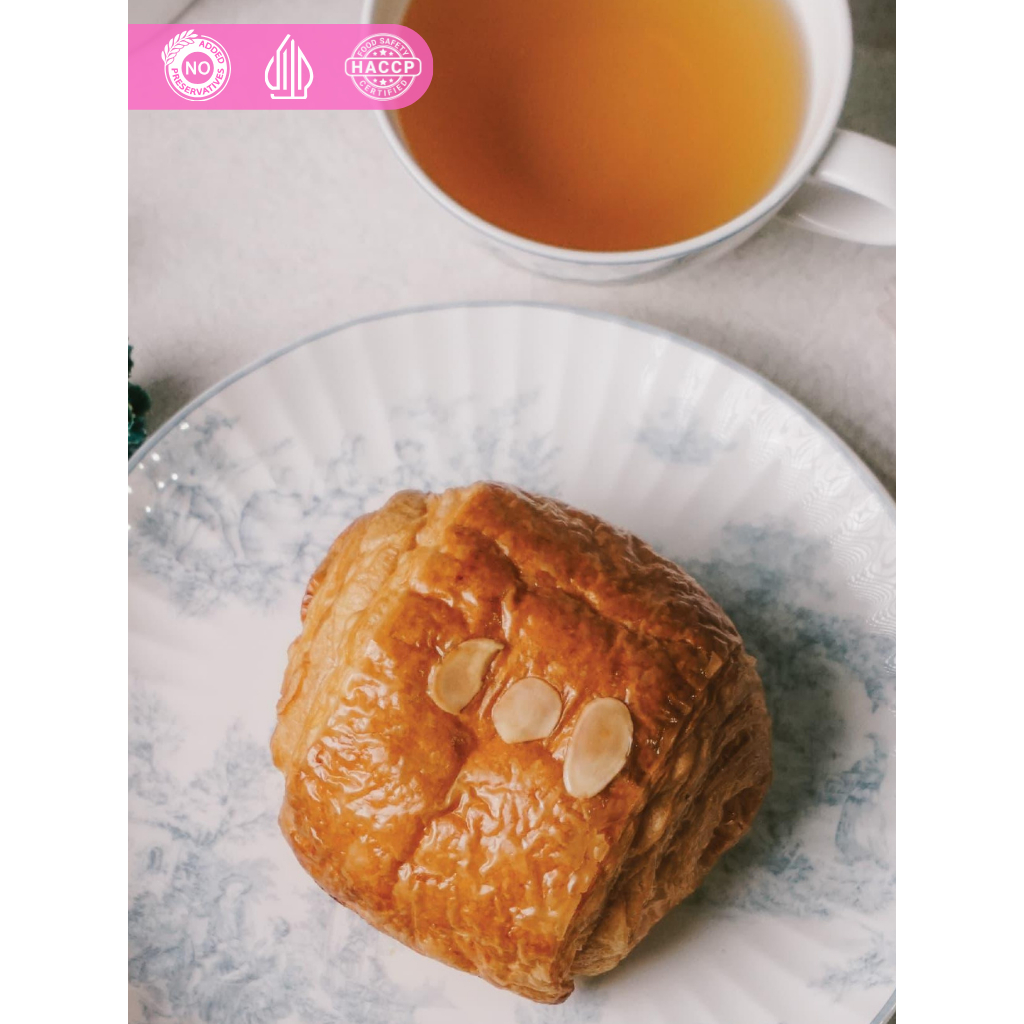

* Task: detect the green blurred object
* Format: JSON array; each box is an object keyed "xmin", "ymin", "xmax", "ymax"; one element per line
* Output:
[{"xmin": 129, "ymin": 345, "xmax": 151, "ymax": 457}]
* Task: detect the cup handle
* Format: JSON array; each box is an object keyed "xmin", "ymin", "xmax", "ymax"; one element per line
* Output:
[{"xmin": 779, "ymin": 129, "xmax": 896, "ymax": 246}]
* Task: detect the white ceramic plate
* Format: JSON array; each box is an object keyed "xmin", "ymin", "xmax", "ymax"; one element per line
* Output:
[{"xmin": 128, "ymin": 303, "xmax": 895, "ymax": 1024}]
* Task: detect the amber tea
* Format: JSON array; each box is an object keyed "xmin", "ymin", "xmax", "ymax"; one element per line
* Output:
[{"xmin": 398, "ymin": 0, "xmax": 806, "ymax": 251}]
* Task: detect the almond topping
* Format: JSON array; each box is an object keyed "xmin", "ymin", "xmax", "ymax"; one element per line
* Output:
[
  {"xmin": 563, "ymin": 698, "xmax": 633, "ymax": 798},
  {"xmin": 492, "ymin": 677, "xmax": 562, "ymax": 743},
  {"xmin": 428, "ymin": 638, "xmax": 503, "ymax": 714},
  {"xmin": 704, "ymin": 652, "xmax": 724, "ymax": 678}
]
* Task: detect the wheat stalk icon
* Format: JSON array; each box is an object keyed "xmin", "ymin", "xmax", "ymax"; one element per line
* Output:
[{"xmin": 160, "ymin": 29, "xmax": 198, "ymax": 65}]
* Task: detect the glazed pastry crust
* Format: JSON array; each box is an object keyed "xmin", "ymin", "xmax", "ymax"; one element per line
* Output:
[{"xmin": 272, "ymin": 483, "xmax": 771, "ymax": 1003}]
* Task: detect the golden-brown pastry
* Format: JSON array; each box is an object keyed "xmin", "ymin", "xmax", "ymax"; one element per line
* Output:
[{"xmin": 271, "ymin": 483, "xmax": 771, "ymax": 1003}]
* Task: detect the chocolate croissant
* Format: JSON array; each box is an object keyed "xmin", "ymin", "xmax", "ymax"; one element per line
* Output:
[{"xmin": 271, "ymin": 483, "xmax": 771, "ymax": 1003}]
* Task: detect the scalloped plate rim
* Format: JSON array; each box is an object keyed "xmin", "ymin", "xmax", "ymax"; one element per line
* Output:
[{"xmin": 127, "ymin": 301, "xmax": 895, "ymax": 527}]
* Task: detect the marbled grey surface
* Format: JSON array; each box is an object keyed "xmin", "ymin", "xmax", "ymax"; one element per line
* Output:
[{"xmin": 127, "ymin": 0, "xmax": 896, "ymax": 494}]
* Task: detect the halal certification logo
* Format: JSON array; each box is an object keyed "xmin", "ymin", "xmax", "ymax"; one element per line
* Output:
[
  {"xmin": 344, "ymin": 35, "xmax": 422, "ymax": 101},
  {"xmin": 161, "ymin": 29, "xmax": 231, "ymax": 102}
]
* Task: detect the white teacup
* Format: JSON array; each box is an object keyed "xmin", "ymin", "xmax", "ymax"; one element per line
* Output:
[{"xmin": 364, "ymin": 0, "xmax": 896, "ymax": 282}]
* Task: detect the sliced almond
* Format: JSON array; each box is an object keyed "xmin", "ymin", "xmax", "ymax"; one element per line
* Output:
[
  {"xmin": 492, "ymin": 677, "xmax": 562, "ymax": 743},
  {"xmin": 563, "ymin": 698, "xmax": 633, "ymax": 798},
  {"xmin": 428, "ymin": 638, "xmax": 503, "ymax": 714}
]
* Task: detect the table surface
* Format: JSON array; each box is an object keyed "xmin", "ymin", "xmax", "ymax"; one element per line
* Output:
[{"xmin": 128, "ymin": 0, "xmax": 896, "ymax": 495}]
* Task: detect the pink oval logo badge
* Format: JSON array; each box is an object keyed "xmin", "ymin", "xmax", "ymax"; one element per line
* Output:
[
  {"xmin": 161, "ymin": 29, "xmax": 231, "ymax": 102},
  {"xmin": 344, "ymin": 35, "xmax": 421, "ymax": 101}
]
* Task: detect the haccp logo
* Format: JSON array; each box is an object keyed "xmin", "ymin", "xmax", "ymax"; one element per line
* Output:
[
  {"xmin": 161, "ymin": 29, "xmax": 231, "ymax": 102},
  {"xmin": 344, "ymin": 35, "xmax": 422, "ymax": 101}
]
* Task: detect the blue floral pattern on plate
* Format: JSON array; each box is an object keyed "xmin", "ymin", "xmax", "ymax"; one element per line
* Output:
[{"xmin": 128, "ymin": 303, "xmax": 895, "ymax": 1024}]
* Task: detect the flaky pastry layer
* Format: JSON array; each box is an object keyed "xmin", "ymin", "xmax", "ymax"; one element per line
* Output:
[{"xmin": 272, "ymin": 483, "xmax": 771, "ymax": 1002}]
